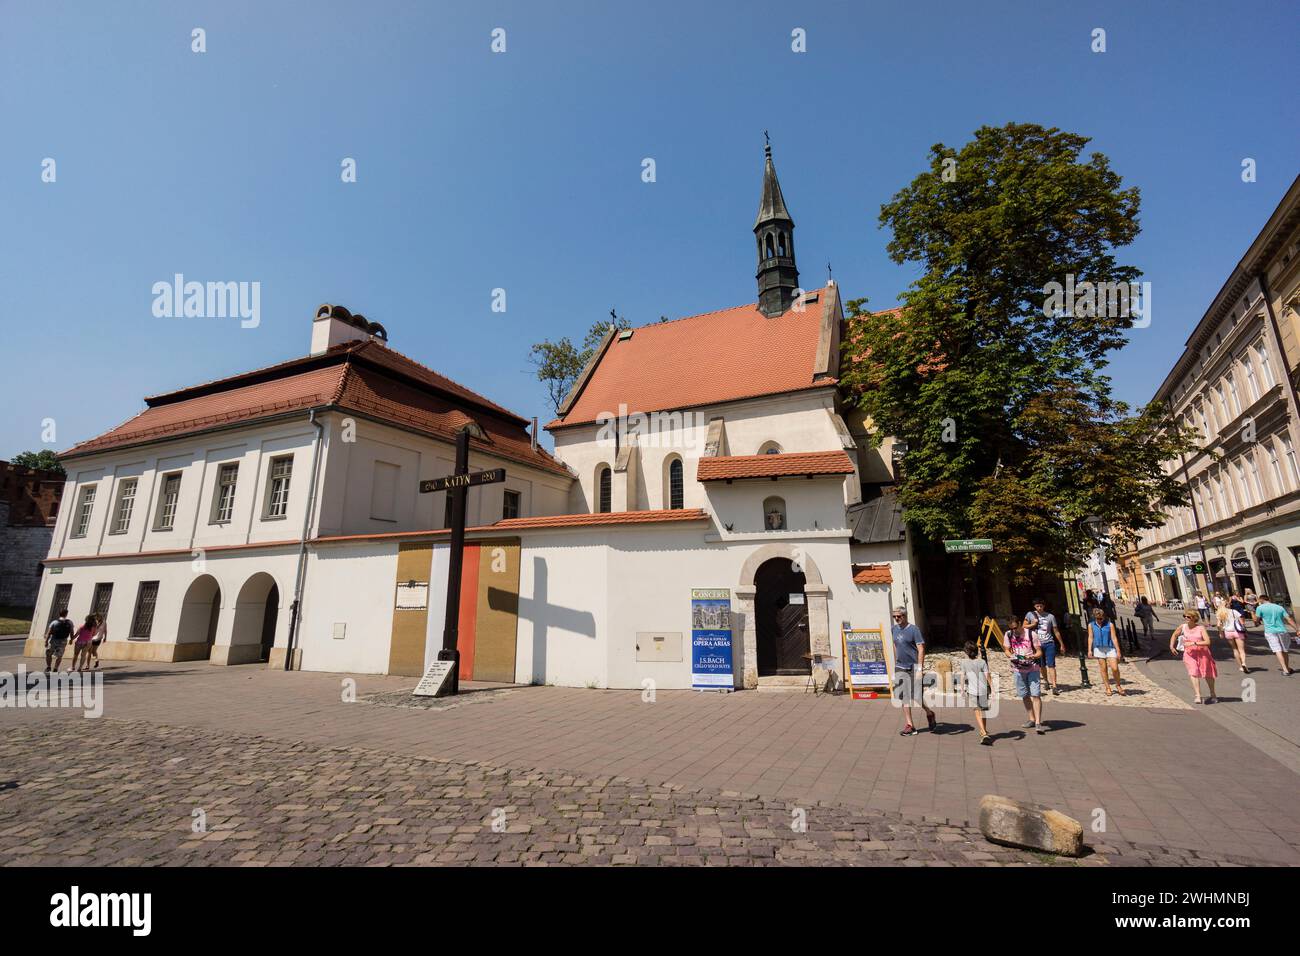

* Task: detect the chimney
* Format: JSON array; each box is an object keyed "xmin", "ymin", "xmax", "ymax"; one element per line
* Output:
[
  {"xmin": 310, "ymin": 304, "xmax": 388, "ymax": 356},
  {"xmin": 531, "ymin": 417, "xmax": 539, "ymax": 451}
]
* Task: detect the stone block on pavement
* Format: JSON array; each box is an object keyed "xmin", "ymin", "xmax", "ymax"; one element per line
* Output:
[{"xmin": 978, "ymin": 794, "xmax": 1083, "ymax": 857}]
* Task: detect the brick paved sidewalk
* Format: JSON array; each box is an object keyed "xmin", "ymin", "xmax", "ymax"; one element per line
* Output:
[
  {"xmin": 0, "ymin": 721, "xmax": 1244, "ymax": 867},
  {"xmin": 2, "ymin": 657, "xmax": 1299, "ymax": 864}
]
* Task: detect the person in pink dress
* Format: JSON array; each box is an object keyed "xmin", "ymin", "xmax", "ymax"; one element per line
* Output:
[
  {"xmin": 70, "ymin": 614, "xmax": 97, "ymax": 673},
  {"xmin": 1170, "ymin": 610, "xmax": 1217, "ymax": 704}
]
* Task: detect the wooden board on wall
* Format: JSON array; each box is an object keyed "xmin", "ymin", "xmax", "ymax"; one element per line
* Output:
[
  {"xmin": 471, "ymin": 538, "xmax": 521, "ymax": 683},
  {"xmin": 388, "ymin": 541, "xmax": 433, "ymax": 677}
]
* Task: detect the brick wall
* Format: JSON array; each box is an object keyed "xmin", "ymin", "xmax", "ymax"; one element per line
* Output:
[{"xmin": 0, "ymin": 461, "xmax": 65, "ymax": 607}]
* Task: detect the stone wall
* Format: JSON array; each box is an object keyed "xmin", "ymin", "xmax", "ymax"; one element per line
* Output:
[{"xmin": 0, "ymin": 499, "xmax": 51, "ymax": 606}]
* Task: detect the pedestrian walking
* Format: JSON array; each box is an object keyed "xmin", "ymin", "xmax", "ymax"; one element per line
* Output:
[
  {"xmin": 44, "ymin": 609, "xmax": 74, "ymax": 674},
  {"xmin": 70, "ymin": 615, "xmax": 96, "ymax": 672},
  {"xmin": 86, "ymin": 613, "xmax": 108, "ymax": 669},
  {"xmin": 1134, "ymin": 595, "xmax": 1160, "ymax": 643},
  {"xmin": 1088, "ymin": 607, "xmax": 1126, "ymax": 696},
  {"xmin": 1100, "ymin": 591, "xmax": 1117, "ymax": 622},
  {"xmin": 1170, "ymin": 610, "xmax": 1218, "ymax": 703},
  {"xmin": 891, "ymin": 607, "xmax": 938, "ymax": 736},
  {"xmin": 1005, "ymin": 615, "xmax": 1046, "ymax": 734},
  {"xmin": 1026, "ymin": 598, "xmax": 1067, "ymax": 696},
  {"xmin": 960, "ymin": 640, "xmax": 993, "ymax": 745},
  {"xmin": 1253, "ymin": 594, "xmax": 1295, "ymax": 676},
  {"xmin": 1215, "ymin": 602, "xmax": 1249, "ymax": 673}
]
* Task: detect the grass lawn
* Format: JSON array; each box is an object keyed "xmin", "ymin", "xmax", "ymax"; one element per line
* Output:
[{"xmin": 0, "ymin": 605, "xmax": 34, "ymax": 636}]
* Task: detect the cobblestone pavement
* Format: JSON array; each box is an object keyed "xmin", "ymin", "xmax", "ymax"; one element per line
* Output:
[
  {"xmin": 0, "ymin": 720, "xmax": 1251, "ymax": 867},
  {"xmin": 3, "ymin": 656, "xmax": 1300, "ymax": 865}
]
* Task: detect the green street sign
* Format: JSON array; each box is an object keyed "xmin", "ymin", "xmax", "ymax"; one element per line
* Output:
[{"xmin": 944, "ymin": 538, "xmax": 993, "ymax": 553}]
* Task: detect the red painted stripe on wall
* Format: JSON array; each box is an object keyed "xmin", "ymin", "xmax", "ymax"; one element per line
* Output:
[{"xmin": 457, "ymin": 543, "xmax": 481, "ymax": 680}]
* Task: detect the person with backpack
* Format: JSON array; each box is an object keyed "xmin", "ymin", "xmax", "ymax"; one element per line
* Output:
[
  {"xmin": 1026, "ymin": 598, "xmax": 1067, "ymax": 696},
  {"xmin": 1005, "ymin": 615, "xmax": 1047, "ymax": 734},
  {"xmin": 1134, "ymin": 596, "xmax": 1160, "ymax": 643},
  {"xmin": 44, "ymin": 609, "xmax": 75, "ymax": 674}
]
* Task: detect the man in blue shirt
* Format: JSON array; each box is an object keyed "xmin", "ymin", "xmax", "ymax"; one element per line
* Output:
[
  {"xmin": 1255, "ymin": 594, "xmax": 1295, "ymax": 675},
  {"xmin": 892, "ymin": 606, "xmax": 937, "ymax": 736}
]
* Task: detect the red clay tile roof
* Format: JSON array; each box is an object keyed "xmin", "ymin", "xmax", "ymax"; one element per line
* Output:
[
  {"xmin": 549, "ymin": 289, "xmax": 835, "ymax": 429},
  {"xmin": 696, "ymin": 450, "xmax": 855, "ymax": 482},
  {"xmin": 310, "ymin": 508, "xmax": 709, "ymax": 544},
  {"xmin": 63, "ymin": 340, "xmax": 571, "ymax": 477},
  {"xmin": 853, "ymin": 564, "xmax": 893, "ymax": 585}
]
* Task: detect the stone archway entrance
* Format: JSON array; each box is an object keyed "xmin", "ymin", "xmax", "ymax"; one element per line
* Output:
[
  {"xmin": 177, "ymin": 574, "xmax": 222, "ymax": 661},
  {"xmin": 734, "ymin": 544, "xmax": 831, "ymax": 689},
  {"xmin": 755, "ymin": 558, "xmax": 809, "ymax": 675},
  {"xmin": 222, "ymin": 572, "xmax": 280, "ymax": 665}
]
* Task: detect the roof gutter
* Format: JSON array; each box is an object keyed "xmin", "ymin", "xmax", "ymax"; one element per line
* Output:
[{"xmin": 284, "ymin": 407, "xmax": 326, "ymax": 671}]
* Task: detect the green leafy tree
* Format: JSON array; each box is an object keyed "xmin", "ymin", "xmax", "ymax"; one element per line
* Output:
[
  {"xmin": 840, "ymin": 123, "xmax": 1196, "ymax": 631},
  {"xmin": 530, "ymin": 314, "xmax": 630, "ymax": 415},
  {"xmin": 9, "ymin": 449, "xmax": 64, "ymax": 475}
]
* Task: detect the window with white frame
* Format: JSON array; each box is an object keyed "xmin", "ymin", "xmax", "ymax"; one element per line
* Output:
[
  {"xmin": 1285, "ymin": 435, "xmax": 1300, "ymax": 487},
  {"xmin": 1256, "ymin": 342, "xmax": 1275, "ymax": 388},
  {"xmin": 1215, "ymin": 474, "xmax": 1230, "ymax": 517},
  {"xmin": 111, "ymin": 477, "xmax": 138, "ymax": 534},
  {"xmin": 1226, "ymin": 372, "xmax": 1241, "ymax": 416},
  {"xmin": 1201, "ymin": 480, "xmax": 1216, "ymax": 523},
  {"xmin": 1214, "ymin": 385, "xmax": 1229, "ymax": 423},
  {"xmin": 1248, "ymin": 452, "xmax": 1265, "ymax": 500},
  {"xmin": 211, "ymin": 463, "xmax": 239, "ymax": 523},
  {"xmin": 154, "ymin": 473, "xmax": 182, "ymax": 530},
  {"xmin": 1244, "ymin": 355, "xmax": 1260, "ymax": 402},
  {"xmin": 264, "ymin": 456, "xmax": 293, "ymax": 518},
  {"xmin": 1234, "ymin": 461, "xmax": 1253, "ymax": 507},
  {"xmin": 502, "ymin": 489, "xmax": 521, "ymax": 520},
  {"xmin": 1265, "ymin": 437, "xmax": 1285, "ymax": 492},
  {"xmin": 72, "ymin": 484, "xmax": 97, "ymax": 537}
]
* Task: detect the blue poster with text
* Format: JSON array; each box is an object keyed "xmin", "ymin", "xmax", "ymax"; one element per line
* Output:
[{"xmin": 691, "ymin": 588, "xmax": 734, "ymax": 691}]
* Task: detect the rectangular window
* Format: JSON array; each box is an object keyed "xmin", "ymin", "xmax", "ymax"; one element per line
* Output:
[
  {"xmin": 1269, "ymin": 439, "xmax": 1286, "ymax": 492},
  {"xmin": 155, "ymin": 473, "xmax": 182, "ymax": 530},
  {"xmin": 1257, "ymin": 343, "xmax": 1275, "ymax": 388},
  {"xmin": 1226, "ymin": 373, "xmax": 1241, "ymax": 416},
  {"xmin": 264, "ymin": 455, "xmax": 293, "ymax": 518},
  {"xmin": 1248, "ymin": 454, "xmax": 1265, "ymax": 500},
  {"xmin": 212, "ymin": 463, "xmax": 239, "ymax": 523},
  {"xmin": 502, "ymin": 489, "xmax": 521, "ymax": 520},
  {"xmin": 91, "ymin": 582, "xmax": 113, "ymax": 621},
  {"xmin": 1234, "ymin": 461, "xmax": 1252, "ymax": 507},
  {"xmin": 130, "ymin": 581, "xmax": 159, "ymax": 640},
  {"xmin": 72, "ymin": 484, "xmax": 97, "ymax": 537},
  {"xmin": 370, "ymin": 461, "xmax": 399, "ymax": 522},
  {"xmin": 50, "ymin": 583, "xmax": 73, "ymax": 622},
  {"xmin": 1244, "ymin": 357, "xmax": 1260, "ymax": 402},
  {"xmin": 1285, "ymin": 436, "xmax": 1300, "ymax": 487},
  {"xmin": 111, "ymin": 477, "xmax": 138, "ymax": 534}
]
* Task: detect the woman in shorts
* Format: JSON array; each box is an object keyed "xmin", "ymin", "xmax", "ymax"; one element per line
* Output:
[
  {"xmin": 1005, "ymin": 616, "xmax": 1046, "ymax": 734},
  {"xmin": 1215, "ymin": 602, "xmax": 1248, "ymax": 673},
  {"xmin": 70, "ymin": 614, "xmax": 97, "ymax": 673},
  {"xmin": 1171, "ymin": 610, "xmax": 1218, "ymax": 704},
  {"xmin": 87, "ymin": 613, "xmax": 108, "ymax": 669},
  {"xmin": 1088, "ymin": 607, "xmax": 1126, "ymax": 696}
]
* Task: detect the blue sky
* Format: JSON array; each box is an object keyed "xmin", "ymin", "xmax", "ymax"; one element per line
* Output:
[{"xmin": 2, "ymin": 0, "xmax": 1297, "ymax": 459}]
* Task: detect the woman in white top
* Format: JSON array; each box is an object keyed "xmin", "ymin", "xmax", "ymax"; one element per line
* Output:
[{"xmin": 1215, "ymin": 603, "xmax": 1248, "ymax": 673}]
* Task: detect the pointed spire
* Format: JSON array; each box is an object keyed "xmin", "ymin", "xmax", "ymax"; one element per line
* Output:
[
  {"xmin": 754, "ymin": 140, "xmax": 793, "ymax": 229},
  {"xmin": 753, "ymin": 137, "xmax": 799, "ymax": 317}
]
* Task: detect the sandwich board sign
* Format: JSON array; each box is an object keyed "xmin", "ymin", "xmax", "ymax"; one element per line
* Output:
[
  {"xmin": 412, "ymin": 658, "xmax": 456, "ymax": 698},
  {"xmin": 842, "ymin": 627, "xmax": 892, "ymax": 700}
]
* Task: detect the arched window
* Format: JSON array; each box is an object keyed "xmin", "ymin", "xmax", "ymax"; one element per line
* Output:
[
  {"xmin": 597, "ymin": 466, "xmax": 612, "ymax": 514},
  {"xmin": 765, "ymin": 234, "xmax": 775, "ymax": 259},
  {"xmin": 1254, "ymin": 543, "xmax": 1289, "ymax": 605},
  {"xmin": 758, "ymin": 441, "xmax": 782, "ymax": 455},
  {"xmin": 777, "ymin": 232, "xmax": 787, "ymax": 256},
  {"xmin": 666, "ymin": 457, "xmax": 684, "ymax": 510},
  {"xmin": 763, "ymin": 496, "xmax": 786, "ymax": 531}
]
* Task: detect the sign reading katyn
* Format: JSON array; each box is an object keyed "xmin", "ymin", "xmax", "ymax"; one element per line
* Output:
[
  {"xmin": 944, "ymin": 538, "xmax": 993, "ymax": 553},
  {"xmin": 419, "ymin": 468, "xmax": 505, "ymax": 494}
]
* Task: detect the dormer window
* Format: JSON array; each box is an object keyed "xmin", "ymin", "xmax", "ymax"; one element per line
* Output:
[{"xmin": 758, "ymin": 441, "xmax": 782, "ymax": 455}]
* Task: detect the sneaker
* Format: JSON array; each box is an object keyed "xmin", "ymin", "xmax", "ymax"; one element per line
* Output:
[
  {"xmin": 1052, "ymin": 685, "xmax": 1060, "ymax": 696},
  {"xmin": 925, "ymin": 712, "xmax": 938, "ymax": 732},
  {"xmin": 1022, "ymin": 720, "xmax": 1035, "ymax": 729},
  {"xmin": 979, "ymin": 735, "xmax": 993, "ymax": 746},
  {"xmin": 900, "ymin": 726, "xmax": 918, "ymax": 737},
  {"xmin": 1035, "ymin": 723, "xmax": 1046, "ymax": 735}
]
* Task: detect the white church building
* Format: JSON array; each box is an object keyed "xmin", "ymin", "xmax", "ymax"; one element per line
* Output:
[{"xmin": 26, "ymin": 147, "xmax": 918, "ymax": 690}]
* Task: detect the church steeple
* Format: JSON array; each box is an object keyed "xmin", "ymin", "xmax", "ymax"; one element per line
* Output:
[{"xmin": 754, "ymin": 138, "xmax": 799, "ymax": 317}]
